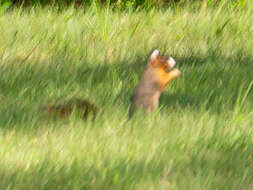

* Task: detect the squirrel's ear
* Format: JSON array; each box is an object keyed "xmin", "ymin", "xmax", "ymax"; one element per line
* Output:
[
  {"xmin": 167, "ymin": 56, "xmax": 176, "ymax": 69},
  {"xmin": 149, "ymin": 49, "xmax": 159, "ymax": 61}
]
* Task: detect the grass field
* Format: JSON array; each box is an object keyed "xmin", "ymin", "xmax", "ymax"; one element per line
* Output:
[{"xmin": 0, "ymin": 3, "xmax": 253, "ymax": 190}]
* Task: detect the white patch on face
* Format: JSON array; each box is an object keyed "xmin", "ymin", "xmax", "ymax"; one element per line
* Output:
[
  {"xmin": 150, "ymin": 49, "xmax": 159, "ymax": 60},
  {"xmin": 168, "ymin": 57, "xmax": 176, "ymax": 68}
]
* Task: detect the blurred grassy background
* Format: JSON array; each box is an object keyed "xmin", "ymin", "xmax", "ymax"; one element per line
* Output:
[
  {"xmin": 0, "ymin": 0, "xmax": 250, "ymax": 10},
  {"xmin": 0, "ymin": 1, "xmax": 253, "ymax": 189}
]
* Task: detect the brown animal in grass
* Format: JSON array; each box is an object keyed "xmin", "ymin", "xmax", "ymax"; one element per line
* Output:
[
  {"xmin": 42, "ymin": 50, "xmax": 180, "ymax": 120},
  {"xmin": 129, "ymin": 49, "xmax": 181, "ymax": 117},
  {"xmin": 41, "ymin": 98, "xmax": 103, "ymax": 120}
]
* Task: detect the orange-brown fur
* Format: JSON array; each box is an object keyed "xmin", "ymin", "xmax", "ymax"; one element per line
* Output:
[{"xmin": 129, "ymin": 50, "xmax": 181, "ymax": 117}]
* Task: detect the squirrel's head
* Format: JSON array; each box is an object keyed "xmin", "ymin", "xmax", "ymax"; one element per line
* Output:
[{"xmin": 148, "ymin": 49, "xmax": 176, "ymax": 71}]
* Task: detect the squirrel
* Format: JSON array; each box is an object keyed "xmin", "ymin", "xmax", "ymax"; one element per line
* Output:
[
  {"xmin": 129, "ymin": 49, "xmax": 181, "ymax": 117},
  {"xmin": 41, "ymin": 49, "xmax": 180, "ymax": 120}
]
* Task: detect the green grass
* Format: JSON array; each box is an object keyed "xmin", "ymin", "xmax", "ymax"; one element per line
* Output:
[{"xmin": 0, "ymin": 4, "xmax": 253, "ymax": 190}]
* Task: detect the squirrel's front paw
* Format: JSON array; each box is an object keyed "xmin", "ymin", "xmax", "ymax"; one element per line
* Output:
[{"xmin": 170, "ymin": 68, "xmax": 181, "ymax": 78}]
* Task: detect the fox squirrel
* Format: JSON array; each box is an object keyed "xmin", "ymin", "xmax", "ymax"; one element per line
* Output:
[
  {"xmin": 129, "ymin": 49, "xmax": 181, "ymax": 117},
  {"xmin": 42, "ymin": 50, "xmax": 180, "ymax": 120}
]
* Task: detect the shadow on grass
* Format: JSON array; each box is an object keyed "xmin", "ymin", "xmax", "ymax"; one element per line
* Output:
[{"xmin": 0, "ymin": 51, "xmax": 252, "ymax": 129}]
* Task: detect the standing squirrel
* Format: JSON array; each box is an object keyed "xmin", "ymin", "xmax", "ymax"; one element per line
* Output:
[
  {"xmin": 129, "ymin": 49, "xmax": 181, "ymax": 117},
  {"xmin": 41, "ymin": 49, "xmax": 180, "ymax": 120}
]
